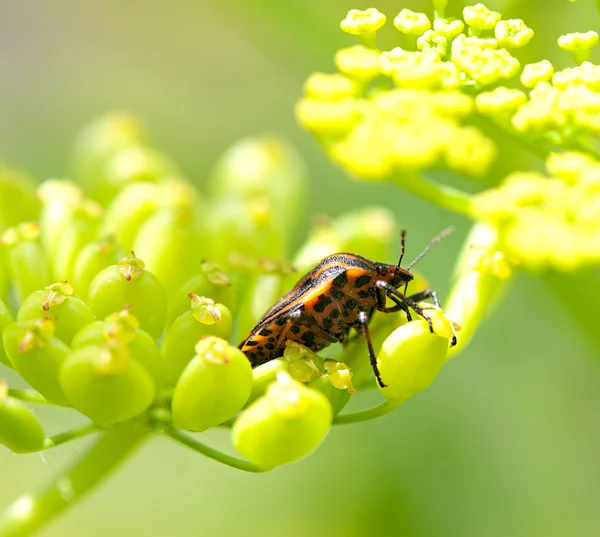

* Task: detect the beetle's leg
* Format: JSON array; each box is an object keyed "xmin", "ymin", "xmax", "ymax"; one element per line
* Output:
[
  {"xmin": 406, "ymin": 288, "xmax": 440, "ymax": 308},
  {"xmin": 376, "ymin": 281, "xmax": 433, "ymax": 331},
  {"xmin": 357, "ymin": 311, "xmax": 386, "ymax": 388},
  {"xmin": 377, "ymin": 281, "xmax": 457, "ymax": 347}
]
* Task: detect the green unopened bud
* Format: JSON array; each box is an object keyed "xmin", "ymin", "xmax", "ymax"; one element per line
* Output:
[
  {"xmin": 295, "ymin": 98, "xmax": 362, "ymax": 134},
  {"xmin": 0, "ymin": 383, "xmax": 45, "ymax": 454},
  {"xmin": 59, "ymin": 342, "xmax": 156, "ymax": 426},
  {"xmin": 168, "ymin": 261, "xmax": 234, "ymax": 325},
  {"xmin": 494, "ymin": 19, "xmax": 534, "ymax": 49},
  {"xmin": 161, "ymin": 297, "xmax": 233, "ymax": 386},
  {"xmin": 88, "ymin": 255, "xmax": 167, "ymax": 338},
  {"xmin": 3, "ymin": 319, "xmax": 70, "ymax": 405},
  {"xmin": 308, "ymin": 374, "xmax": 352, "ymax": 415},
  {"xmin": 0, "ymin": 223, "xmax": 50, "ymax": 304},
  {"xmin": 98, "ymin": 182, "xmax": 160, "ymax": 252},
  {"xmin": 463, "ymin": 4, "xmax": 501, "ymax": 32},
  {"xmin": 37, "ymin": 179, "xmax": 83, "ymax": 260},
  {"xmin": 72, "ymin": 309, "xmax": 161, "ymax": 386},
  {"xmin": 246, "ymin": 359, "xmax": 289, "ymax": 407},
  {"xmin": 521, "ymin": 60, "xmax": 554, "ymax": 88},
  {"xmin": 394, "ymin": 9, "xmax": 431, "ymax": 36},
  {"xmin": 70, "ymin": 113, "xmax": 145, "ymax": 202},
  {"xmin": 443, "ymin": 126, "xmax": 497, "ymax": 176},
  {"xmin": 558, "ymin": 31, "xmax": 599, "ymax": 64},
  {"xmin": 133, "ymin": 206, "xmax": 203, "ymax": 298},
  {"xmin": 335, "ymin": 46, "xmax": 381, "ymax": 81},
  {"xmin": 0, "ymin": 298, "xmax": 14, "ymax": 368},
  {"xmin": 0, "ymin": 167, "xmax": 39, "ymax": 232},
  {"xmin": 340, "ymin": 8, "xmax": 386, "ymax": 37},
  {"xmin": 17, "ymin": 282, "xmax": 94, "ymax": 345},
  {"xmin": 171, "ymin": 336, "xmax": 253, "ymax": 431},
  {"xmin": 232, "ymin": 371, "xmax": 332, "ymax": 469},
  {"xmin": 377, "ymin": 319, "xmax": 450, "ymax": 401},
  {"xmin": 71, "ymin": 236, "xmax": 125, "ymax": 299}
]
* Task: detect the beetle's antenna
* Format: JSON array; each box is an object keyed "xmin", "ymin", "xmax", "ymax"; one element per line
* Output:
[
  {"xmin": 406, "ymin": 226, "xmax": 455, "ymax": 270},
  {"xmin": 396, "ymin": 229, "xmax": 407, "ymax": 269}
]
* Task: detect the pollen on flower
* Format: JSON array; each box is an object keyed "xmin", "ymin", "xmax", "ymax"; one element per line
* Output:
[
  {"xmin": 393, "ymin": 9, "xmax": 431, "ymax": 36},
  {"xmin": 340, "ymin": 8, "xmax": 386, "ymax": 36}
]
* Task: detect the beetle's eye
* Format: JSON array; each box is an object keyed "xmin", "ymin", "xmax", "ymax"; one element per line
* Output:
[{"xmin": 376, "ymin": 264, "xmax": 387, "ymax": 275}]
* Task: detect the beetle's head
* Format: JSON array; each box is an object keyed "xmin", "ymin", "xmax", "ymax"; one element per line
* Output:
[{"xmin": 375, "ymin": 262, "xmax": 413, "ymax": 288}]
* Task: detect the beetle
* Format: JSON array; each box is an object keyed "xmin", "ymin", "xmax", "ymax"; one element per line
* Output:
[{"xmin": 239, "ymin": 228, "xmax": 455, "ymax": 388}]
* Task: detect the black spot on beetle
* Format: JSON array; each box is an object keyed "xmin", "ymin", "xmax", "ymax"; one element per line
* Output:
[
  {"xmin": 332, "ymin": 289, "xmax": 345, "ymax": 300},
  {"xmin": 265, "ymin": 343, "xmax": 275, "ymax": 351},
  {"xmin": 314, "ymin": 294, "xmax": 333, "ymax": 312},
  {"xmin": 245, "ymin": 340, "xmax": 258, "ymax": 347},
  {"xmin": 333, "ymin": 272, "xmax": 348, "ymax": 288},
  {"xmin": 354, "ymin": 275, "xmax": 372, "ymax": 288},
  {"xmin": 290, "ymin": 324, "xmax": 301, "ymax": 334},
  {"xmin": 259, "ymin": 328, "xmax": 272, "ymax": 336}
]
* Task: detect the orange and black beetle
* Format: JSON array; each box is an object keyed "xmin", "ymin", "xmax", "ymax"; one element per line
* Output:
[{"xmin": 239, "ymin": 229, "xmax": 455, "ymax": 387}]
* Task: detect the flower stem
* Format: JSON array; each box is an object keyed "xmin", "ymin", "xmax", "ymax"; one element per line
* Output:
[
  {"xmin": 162, "ymin": 427, "xmax": 266, "ymax": 473},
  {"xmin": 391, "ymin": 173, "xmax": 474, "ymax": 217},
  {"xmin": 0, "ymin": 422, "xmax": 147, "ymax": 537},
  {"xmin": 42, "ymin": 423, "xmax": 101, "ymax": 450},
  {"xmin": 333, "ymin": 397, "xmax": 404, "ymax": 424},
  {"xmin": 7, "ymin": 389, "xmax": 50, "ymax": 405}
]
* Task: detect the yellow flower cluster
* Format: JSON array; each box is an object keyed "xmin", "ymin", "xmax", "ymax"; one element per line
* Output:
[
  {"xmin": 296, "ymin": 4, "xmax": 533, "ymax": 181},
  {"xmin": 473, "ymin": 152, "xmax": 600, "ymax": 271}
]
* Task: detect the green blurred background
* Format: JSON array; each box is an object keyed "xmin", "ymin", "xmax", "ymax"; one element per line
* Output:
[{"xmin": 1, "ymin": 0, "xmax": 600, "ymax": 535}]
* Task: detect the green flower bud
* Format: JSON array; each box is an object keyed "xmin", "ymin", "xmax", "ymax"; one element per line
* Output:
[
  {"xmin": 340, "ymin": 8, "xmax": 386, "ymax": 36},
  {"xmin": 17, "ymin": 282, "xmax": 95, "ymax": 345},
  {"xmin": 71, "ymin": 309, "xmax": 162, "ymax": 386},
  {"xmin": 171, "ymin": 336, "xmax": 253, "ymax": 431},
  {"xmin": 324, "ymin": 359, "xmax": 356, "ymax": 394},
  {"xmin": 201, "ymin": 196, "xmax": 285, "ymax": 262},
  {"xmin": 235, "ymin": 260, "xmax": 291, "ymax": 340},
  {"xmin": 37, "ymin": 179, "xmax": 83, "ymax": 258},
  {"xmin": 97, "ymin": 182, "xmax": 160, "ymax": 252},
  {"xmin": 70, "ymin": 113, "xmax": 145, "ymax": 202},
  {"xmin": 433, "ymin": 18, "xmax": 464, "ymax": 40},
  {"xmin": 303, "ymin": 73, "xmax": 360, "ymax": 100},
  {"xmin": 161, "ymin": 297, "xmax": 233, "ymax": 386},
  {"xmin": 246, "ymin": 358, "xmax": 289, "ymax": 407},
  {"xmin": 0, "ymin": 298, "xmax": 14, "ymax": 368},
  {"xmin": 393, "ymin": 9, "xmax": 431, "ymax": 36},
  {"xmin": 521, "ymin": 60, "xmax": 554, "ymax": 88},
  {"xmin": 133, "ymin": 206, "xmax": 204, "ymax": 299},
  {"xmin": 462, "ymin": 4, "xmax": 501, "ymax": 31},
  {"xmin": 377, "ymin": 319, "xmax": 450, "ymax": 401},
  {"xmin": 168, "ymin": 261, "xmax": 233, "ymax": 325},
  {"xmin": 232, "ymin": 371, "xmax": 332, "ymax": 469},
  {"xmin": 88, "ymin": 255, "xmax": 167, "ymax": 339},
  {"xmin": 59, "ymin": 342, "xmax": 156, "ymax": 426},
  {"xmin": 335, "ymin": 46, "xmax": 381, "ymax": 81},
  {"xmin": 71, "ymin": 236, "xmax": 125, "ymax": 299},
  {"xmin": 308, "ymin": 374, "xmax": 351, "ymax": 415},
  {"xmin": 0, "ymin": 223, "xmax": 50, "ymax": 304},
  {"xmin": 495, "ymin": 19, "xmax": 534, "ymax": 49},
  {"xmin": 0, "ymin": 167, "xmax": 39, "ymax": 232},
  {"xmin": 207, "ymin": 138, "xmax": 306, "ymax": 243},
  {"xmin": 0, "ymin": 382, "xmax": 45, "ymax": 454},
  {"xmin": 3, "ymin": 319, "xmax": 70, "ymax": 405}
]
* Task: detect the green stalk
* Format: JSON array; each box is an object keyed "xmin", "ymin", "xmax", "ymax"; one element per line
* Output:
[
  {"xmin": 162, "ymin": 427, "xmax": 266, "ymax": 473},
  {"xmin": 0, "ymin": 422, "xmax": 147, "ymax": 537},
  {"xmin": 6, "ymin": 390, "xmax": 50, "ymax": 406},
  {"xmin": 42, "ymin": 424, "xmax": 101, "ymax": 450},
  {"xmin": 391, "ymin": 173, "xmax": 474, "ymax": 217},
  {"xmin": 333, "ymin": 398, "xmax": 403, "ymax": 424}
]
